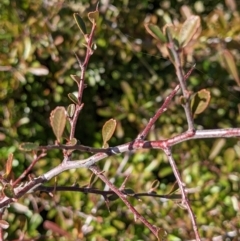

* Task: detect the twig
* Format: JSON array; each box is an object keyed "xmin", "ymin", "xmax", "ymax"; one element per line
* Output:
[
  {"xmin": 167, "ymin": 33, "xmax": 195, "ymax": 131},
  {"xmin": 13, "ymin": 151, "xmax": 46, "ymax": 187},
  {"xmin": 89, "ymin": 165, "xmax": 159, "ymax": 238},
  {"xmin": 164, "ymin": 147, "xmax": 201, "ymax": 241},
  {"xmin": 137, "ymin": 65, "xmax": 196, "ymax": 140}
]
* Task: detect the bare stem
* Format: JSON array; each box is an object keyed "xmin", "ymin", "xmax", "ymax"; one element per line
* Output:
[
  {"xmin": 137, "ymin": 65, "xmax": 196, "ymax": 140},
  {"xmin": 167, "ymin": 34, "xmax": 195, "ymax": 131},
  {"xmin": 89, "ymin": 165, "xmax": 159, "ymax": 238},
  {"xmin": 13, "ymin": 151, "xmax": 46, "ymax": 187},
  {"xmin": 164, "ymin": 147, "xmax": 201, "ymax": 241}
]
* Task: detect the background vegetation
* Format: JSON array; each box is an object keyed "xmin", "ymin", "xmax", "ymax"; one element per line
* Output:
[{"xmin": 0, "ymin": 0, "xmax": 240, "ymax": 240}]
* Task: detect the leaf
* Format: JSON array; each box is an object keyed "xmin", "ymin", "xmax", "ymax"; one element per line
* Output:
[
  {"xmin": 108, "ymin": 194, "xmax": 119, "ymax": 201},
  {"xmin": 157, "ymin": 228, "xmax": 167, "ymax": 241},
  {"xmin": 120, "ymin": 81, "xmax": 135, "ymax": 107},
  {"xmin": 68, "ymin": 93, "xmax": 79, "ymax": 105},
  {"xmin": 209, "ymin": 139, "xmax": 226, "ymax": 160},
  {"xmin": 19, "ymin": 142, "xmax": 39, "ymax": 152},
  {"xmin": 149, "ymin": 180, "xmax": 160, "ymax": 193},
  {"xmin": 66, "ymin": 138, "xmax": 77, "ymax": 155},
  {"xmin": 179, "ymin": 15, "xmax": 201, "ymax": 47},
  {"xmin": 144, "ymin": 24, "xmax": 166, "ymax": 42},
  {"xmin": 88, "ymin": 10, "xmax": 99, "ymax": 24},
  {"xmin": 73, "ymin": 13, "xmax": 87, "ymax": 35},
  {"xmin": 102, "ymin": 118, "xmax": 117, "ymax": 148},
  {"xmin": 0, "ymin": 220, "xmax": 9, "ymax": 229},
  {"xmin": 50, "ymin": 107, "xmax": 67, "ymax": 142},
  {"xmin": 70, "ymin": 74, "xmax": 81, "ymax": 85},
  {"xmin": 5, "ymin": 153, "xmax": 13, "ymax": 177},
  {"xmin": 221, "ymin": 49, "xmax": 240, "ymax": 86},
  {"xmin": 67, "ymin": 104, "xmax": 75, "ymax": 118},
  {"xmin": 3, "ymin": 183, "xmax": 15, "ymax": 198},
  {"xmin": 27, "ymin": 66, "xmax": 49, "ymax": 76},
  {"xmin": 191, "ymin": 89, "xmax": 211, "ymax": 116}
]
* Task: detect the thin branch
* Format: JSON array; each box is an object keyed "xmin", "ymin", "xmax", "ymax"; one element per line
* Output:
[
  {"xmin": 89, "ymin": 165, "xmax": 160, "ymax": 238},
  {"xmin": 164, "ymin": 147, "xmax": 201, "ymax": 241},
  {"xmin": 13, "ymin": 151, "xmax": 46, "ymax": 187},
  {"xmin": 167, "ymin": 33, "xmax": 195, "ymax": 131},
  {"xmin": 1, "ymin": 127, "xmax": 240, "ymax": 208},
  {"xmin": 137, "ymin": 65, "xmax": 196, "ymax": 140},
  {"xmin": 35, "ymin": 185, "xmax": 182, "ymax": 200}
]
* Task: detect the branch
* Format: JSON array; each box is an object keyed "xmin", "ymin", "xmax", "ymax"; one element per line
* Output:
[
  {"xmin": 167, "ymin": 32, "xmax": 195, "ymax": 131},
  {"xmin": 164, "ymin": 147, "xmax": 201, "ymax": 241},
  {"xmin": 88, "ymin": 165, "xmax": 160, "ymax": 238}
]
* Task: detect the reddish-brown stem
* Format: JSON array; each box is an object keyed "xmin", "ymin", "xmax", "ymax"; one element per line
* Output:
[
  {"xmin": 69, "ymin": 10, "xmax": 97, "ymax": 140},
  {"xmin": 137, "ymin": 65, "xmax": 195, "ymax": 140},
  {"xmin": 164, "ymin": 148, "xmax": 201, "ymax": 241},
  {"xmin": 89, "ymin": 165, "xmax": 159, "ymax": 238},
  {"xmin": 167, "ymin": 34, "xmax": 195, "ymax": 131},
  {"xmin": 13, "ymin": 151, "xmax": 46, "ymax": 187}
]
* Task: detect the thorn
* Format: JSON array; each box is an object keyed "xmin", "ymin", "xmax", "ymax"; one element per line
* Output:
[{"xmin": 74, "ymin": 52, "xmax": 82, "ymax": 67}]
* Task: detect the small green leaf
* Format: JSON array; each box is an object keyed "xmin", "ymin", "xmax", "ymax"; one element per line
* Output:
[
  {"xmin": 66, "ymin": 138, "xmax": 77, "ymax": 155},
  {"xmin": 50, "ymin": 107, "xmax": 67, "ymax": 142},
  {"xmin": 67, "ymin": 104, "xmax": 75, "ymax": 118},
  {"xmin": 102, "ymin": 119, "xmax": 117, "ymax": 148},
  {"xmin": 19, "ymin": 142, "xmax": 39, "ymax": 152},
  {"xmin": 70, "ymin": 74, "xmax": 81, "ymax": 85},
  {"xmin": 108, "ymin": 194, "xmax": 119, "ymax": 201},
  {"xmin": 0, "ymin": 220, "xmax": 9, "ymax": 229},
  {"xmin": 88, "ymin": 10, "xmax": 99, "ymax": 24},
  {"xmin": 123, "ymin": 188, "xmax": 135, "ymax": 196},
  {"xmin": 68, "ymin": 93, "xmax": 79, "ymax": 105},
  {"xmin": 73, "ymin": 13, "xmax": 87, "ymax": 35},
  {"xmin": 191, "ymin": 89, "xmax": 211, "ymax": 116},
  {"xmin": 149, "ymin": 180, "xmax": 160, "ymax": 192},
  {"xmin": 167, "ymin": 181, "xmax": 179, "ymax": 195},
  {"xmin": 3, "ymin": 183, "xmax": 15, "ymax": 198},
  {"xmin": 179, "ymin": 15, "xmax": 201, "ymax": 47},
  {"xmin": 144, "ymin": 24, "xmax": 166, "ymax": 42}
]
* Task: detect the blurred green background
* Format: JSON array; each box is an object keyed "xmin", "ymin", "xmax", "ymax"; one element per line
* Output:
[{"xmin": 0, "ymin": 0, "xmax": 240, "ymax": 240}]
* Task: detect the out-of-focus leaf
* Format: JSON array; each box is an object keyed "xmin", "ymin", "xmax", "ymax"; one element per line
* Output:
[
  {"xmin": 191, "ymin": 89, "xmax": 211, "ymax": 116},
  {"xmin": 209, "ymin": 139, "xmax": 226, "ymax": 160},
  {"xmin": 73, "ymin": 13, "xmax": 87, "ymax": 35},
  {"xmin": 157, "ymin": 228, "xmax": 167, "ymax": 241},
  {"xmin": 50, "ymin": 107, "xmax": 67, "ymax": 143},
  {"xmin": 144, "ymin": 24, "xmax": 166, "ymax": 42},
  {"xmin": 43, "ymin": 220, "xmax": 71, "ymax": 238},
  {"xmin": 0, "ymin": 220, "xmax": 9, "ymax": 230},
  {"xmin": 67, "ymin": 104, "xmax": 75, "ymax": 118},
  {"xmin": 102, "ymin": 118, "xmax": 117, "ymax": 148},
  {"xmin": 120, "ymin": 81, "xmax": 136, "ymax": 107},
  {"xmin": 3, "ymin": 183, "xmax": 15, "ymax": 198},
  {"xmin": 221, "ymin": 49, "xmax": 240, "ymax": 86},
  {"xmin": 88, "ymin": 10, "xmax": 99, "ymax": 24},
  {"xmin": 5, "ymin": 153, "xmax": 13, "ymax": 177},
  {"xmin": 68, "ymin": 93, "xmax": 79, "ymax": 105},
  {"xmin": 179, "ymin": 15, "xmax": 201, "ymax": 47},
  {"xmin": 27, "ymin": 66, "xmax": 49, "ymax": 76},
  {"xmin": 23, "ymin": 36, "xmax": 32, "ymax": 60},
  {"xmin": 19, "ymin": 142, "xmax": 39, "ymax": 152}
]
